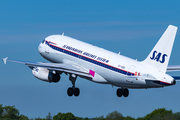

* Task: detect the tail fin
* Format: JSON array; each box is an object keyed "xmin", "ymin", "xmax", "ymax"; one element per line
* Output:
[{"xmin": 142, "ymin": 25, "xmax": 178, "ymax": 73}]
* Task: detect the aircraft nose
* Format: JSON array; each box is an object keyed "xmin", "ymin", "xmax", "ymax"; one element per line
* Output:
[{"xmin": 38, "ymin": 43, "xmax": 43, "ymax": 54}]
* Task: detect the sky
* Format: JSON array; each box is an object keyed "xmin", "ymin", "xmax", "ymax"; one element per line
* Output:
[{"xmin": 1, "ymin": 0, "xmax": 180, "ymax": 119}]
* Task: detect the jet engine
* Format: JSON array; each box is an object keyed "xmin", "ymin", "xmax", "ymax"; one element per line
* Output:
[{"xmin": 32, "ymin": 67, "xmax": 60, "ymax": 83}]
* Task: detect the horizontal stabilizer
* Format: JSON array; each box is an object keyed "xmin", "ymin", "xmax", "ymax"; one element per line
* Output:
[{"xmin": 172, "ymin": 76, "xmax": 180, "ymax": 80}]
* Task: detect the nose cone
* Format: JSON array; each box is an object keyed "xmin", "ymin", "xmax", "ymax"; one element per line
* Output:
[{"xmin": 38, "ymin": 43, "xmax": 44, "ymax": 54}]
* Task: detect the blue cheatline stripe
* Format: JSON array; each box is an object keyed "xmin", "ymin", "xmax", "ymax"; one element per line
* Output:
[
  {"xmin": 153, "ymin": 81, "xmax": 171, "ymax": 86},
  {"xmin": 46, "ymin": 41, "xmax": 134, "ymax": 76}
]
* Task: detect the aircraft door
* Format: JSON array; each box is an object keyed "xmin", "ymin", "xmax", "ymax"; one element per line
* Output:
[
  {"xmin": 45, "ymin": 37, "xmax": 54, "ymax": 54},
  {"xmin": 126, "ymin": 65, "xmax": 136, "ymax": 83}
]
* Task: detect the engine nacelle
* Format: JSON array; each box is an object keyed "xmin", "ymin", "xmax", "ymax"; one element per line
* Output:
[{"xmin": 32, "ymin": 67, "xmax": 60, "ymax": 83}]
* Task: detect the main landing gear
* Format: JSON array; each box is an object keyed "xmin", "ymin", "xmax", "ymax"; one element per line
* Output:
[
  {"xmin": 67, "ymin": 74, "xmax": 80, "ymax": 97},
  {"xmin": 116, "ymin": 88, "xmax": 129, "ymax": 97}
]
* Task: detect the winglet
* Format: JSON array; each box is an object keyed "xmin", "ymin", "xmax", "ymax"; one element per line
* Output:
[{"xmin": 2, "ymin": 57, "xmax": 8, "ymax": 64}]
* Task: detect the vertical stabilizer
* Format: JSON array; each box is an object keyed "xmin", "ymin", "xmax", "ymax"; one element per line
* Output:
[{"xmin": 142, "ymin": 25, "xmax": 178, "ymax": 73}]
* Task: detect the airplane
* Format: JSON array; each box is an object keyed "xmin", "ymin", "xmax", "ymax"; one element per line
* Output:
[{"xmin": 2, "ymin": 25, "xmax": 180, "ymax": 97}]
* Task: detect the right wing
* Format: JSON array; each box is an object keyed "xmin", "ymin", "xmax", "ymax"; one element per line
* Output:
[
  {"xmin": 167, "ymin": 65, "xmax": 180, "ymax": 80},
  {"xmin": 167, "ymin": 65, "xmax": 180, "ymax": 72}
]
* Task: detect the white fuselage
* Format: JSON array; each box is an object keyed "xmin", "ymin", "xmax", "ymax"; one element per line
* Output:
[{"xmin": 38, "ymin": 35, "xmax": 174, "ymax": 89}]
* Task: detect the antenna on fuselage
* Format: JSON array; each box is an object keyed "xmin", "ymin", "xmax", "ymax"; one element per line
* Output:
[
  {"xmin": 62, "ymin": 32, "xmax": 64, "ymax": 36},
  {"xmin": 118, "ymin": 52, "xmax": 120, "ymax": 55}
]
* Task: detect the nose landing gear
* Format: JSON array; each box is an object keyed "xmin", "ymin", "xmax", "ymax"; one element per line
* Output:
[{"xmin": 116, "ymin": 88, "xmax": 129, "ymax": 97}]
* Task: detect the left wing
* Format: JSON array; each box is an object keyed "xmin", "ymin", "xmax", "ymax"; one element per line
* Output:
[{"xmin": 2, "ymin": 57, "xmax": 93, "ymax": 79}]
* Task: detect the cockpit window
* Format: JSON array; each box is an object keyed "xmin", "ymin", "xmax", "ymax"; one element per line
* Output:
[{"xmin": 42, "ymin": 40, "xmax": 45, "ymax": 44}]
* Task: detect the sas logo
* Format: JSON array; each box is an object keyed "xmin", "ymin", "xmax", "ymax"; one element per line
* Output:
[
  {"xmin": 150, "ymin": 51, "xmax": 167, "ymax": 63},
  {"xmin": 33, "ymin": 67, "xmax": 39, "ymax": 72}
]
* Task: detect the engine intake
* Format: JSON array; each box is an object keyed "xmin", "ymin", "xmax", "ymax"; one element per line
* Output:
[
  {"xmin": 48, "ymin": 72, "xmax": 60, "ymax": 83},
  {"xmin": 32, "ymin": 67, "xmax": 60, "ymax": 83}
]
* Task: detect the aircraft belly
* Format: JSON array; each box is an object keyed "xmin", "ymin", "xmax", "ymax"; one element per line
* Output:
[{"xmin": 101, "ymin": 70, "xmax": 149, "ymax": 88}]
